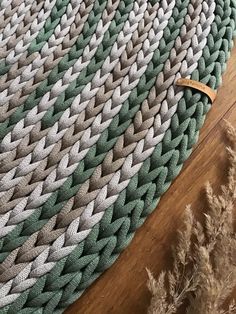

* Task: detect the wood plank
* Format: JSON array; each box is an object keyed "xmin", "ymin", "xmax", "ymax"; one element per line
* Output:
[{"xmin": 65, "ymin": 44, "xmax": 236, "ymax": 314}]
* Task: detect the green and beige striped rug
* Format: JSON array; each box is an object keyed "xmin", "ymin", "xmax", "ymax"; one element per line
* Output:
[{"xmin": 0, "ymin": 0, "xmax": 235, "ymax": 312}]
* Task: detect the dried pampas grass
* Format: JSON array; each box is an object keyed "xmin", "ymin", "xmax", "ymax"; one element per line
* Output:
[{"xmin": 147, "ymin": 122, "xmax": 236, "ymax": 314}]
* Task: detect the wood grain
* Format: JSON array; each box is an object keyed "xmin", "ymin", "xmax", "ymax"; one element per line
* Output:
[{"xmin": 65, "ymin": 44, "xmax": 236, "ymax": 314}]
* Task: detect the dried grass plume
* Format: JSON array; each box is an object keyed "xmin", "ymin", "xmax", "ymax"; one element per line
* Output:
[{"xmin": 147, "ymin": 122, "xmax": 236, "ymax": 314}]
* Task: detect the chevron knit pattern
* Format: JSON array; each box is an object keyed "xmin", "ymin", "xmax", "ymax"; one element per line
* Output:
[{"xmin": 0, "ymin": 0, "xmax": 235, "ymax": 312}]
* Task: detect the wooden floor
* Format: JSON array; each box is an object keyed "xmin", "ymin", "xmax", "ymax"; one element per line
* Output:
[{"xmin": 65, "ymin": 44, "xmax": 236, "ymax": 314}]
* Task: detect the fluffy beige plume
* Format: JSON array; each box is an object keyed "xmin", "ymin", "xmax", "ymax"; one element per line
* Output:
[{"xmin": 147, "ymin": 122, "xmax": 236, "ymax": 314}]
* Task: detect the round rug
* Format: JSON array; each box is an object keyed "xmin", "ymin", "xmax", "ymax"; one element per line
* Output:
[{"xmin": 0, "ymin": 0, "xmax": 235, "ymax": 312}]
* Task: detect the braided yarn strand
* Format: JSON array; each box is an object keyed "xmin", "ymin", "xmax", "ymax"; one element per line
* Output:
[{"xmin": 0, "ymin": 0, "xmax": 235, "ymax": 312}]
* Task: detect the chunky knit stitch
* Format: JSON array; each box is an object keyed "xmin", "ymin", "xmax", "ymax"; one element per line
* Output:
[{"xmin": 0, "ymin": 0, "xmax": 235, "ymax": 312}]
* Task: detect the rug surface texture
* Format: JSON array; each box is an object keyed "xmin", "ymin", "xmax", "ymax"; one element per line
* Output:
[{"xmin": 0, "ymin": 0, "xmax": 235, "ymax": 312}]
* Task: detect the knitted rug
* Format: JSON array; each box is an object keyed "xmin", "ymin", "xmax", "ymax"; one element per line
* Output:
[{"xmin": 0, "ymin": 0, "xmax": 235, "ymax": 312}]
